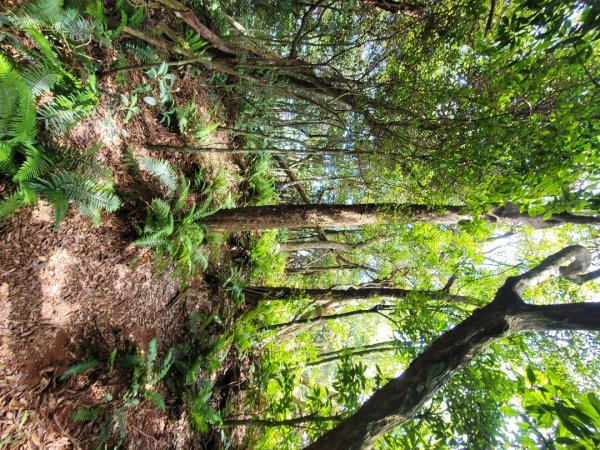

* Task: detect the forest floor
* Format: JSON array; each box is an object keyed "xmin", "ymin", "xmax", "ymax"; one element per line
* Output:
[{"xmin": 0, "ymin": 52, "xmax": 247, "ymax": 449}]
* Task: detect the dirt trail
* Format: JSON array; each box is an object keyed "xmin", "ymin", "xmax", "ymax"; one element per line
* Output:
[{"xmin": 0, "ymin": 203, "xmax": 210, "ymax": 447}]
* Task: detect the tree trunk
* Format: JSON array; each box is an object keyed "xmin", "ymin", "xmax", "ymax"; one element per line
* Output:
[
  {"xmin": 266, "ymin": 304, "xmax": 397, "ymax": 330},
  {"xmin": 286, "ymin": 264, "xmax": 361, "ymax": 274},
  {"xmin": 204, "ymin": 203, "xmax": 600, "ymax": 233},
  {"xmin": 282, "ymin": 235, "xmax": 385, "ymax": 251},
  {"xmin": 222, "ymin": 414, "xmax": 342, "ymax": 427},
  {"xmin": 305, "ymin": 340, "xmax": 416, "ymax": 367},
  {"xmin": 243, "ymin": 286, "xmax": 477, "ymax": 305},
  {"xmin": 305, "ymin": 245, "xmax": 600, "ymax": 450}
]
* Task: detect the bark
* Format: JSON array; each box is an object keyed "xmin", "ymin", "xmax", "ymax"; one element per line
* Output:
[
  {"xmin": 282, "ymin": 236, "xmax": 385, "ymax": 251},
  {"xmin": 146, "ymin": 144, "xmax": 380, "ymax": 156},
  {"xmin": 243, "ymin": 286, "xmax": 477, "ymax": 305},
  {"xmin": 305, "ymin": 245, "xmax": 600, "ymax": 450},
  {"xmin": 266, "ymin": 304, "xmax": 397, "ymax": 330},
  {"xmin": 203, "ymin": 203, "xmax": 600, "ymax": 233},
  {"xmin": 286, "ymin": 264, "xmax": 362, "ymax": 274},
  {"xmin": 305, "ymin": 340, "xmax": 415, "ymax": 367},
  {"xmin": 363, "ymin": 0, "xmax": 426, "ymax": 18},
  {"xmin": 273, "ymin": 155, "xmax": 329, "ymax": 242},
  {"xmin": 222, "ymin": 414, "xmax": 341, "ymax": 427}
]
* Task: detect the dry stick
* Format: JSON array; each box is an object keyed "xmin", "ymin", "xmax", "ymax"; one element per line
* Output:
[
  {"xmin": 146, "ymin": 144, "xmax": 379, "ymax": 156},
  {"xmin": 98, "ymin": 57, "xmax": 204, "ymax": 78}
]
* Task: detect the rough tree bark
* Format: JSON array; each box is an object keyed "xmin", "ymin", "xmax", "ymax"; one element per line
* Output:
[
  {"xmin": 304, "ymin": 245, "xmax": 600, "ymax": 450},
  {"xmin": 203, "ymin": 203, "xmax": 600, "ymax": 232}
]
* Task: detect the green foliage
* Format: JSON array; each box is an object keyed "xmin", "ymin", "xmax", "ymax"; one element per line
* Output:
[
  {"xmin": 508, "ymin": 366, "xmax": 600, "ymax": 449},
  {"xmin": 60, "ymin": 359, "xmax": 100, "ymax": 380},
  {"xmin": 71, "ymin": 407, "xmax": 103, "ymax": 422},
  {"xmin": 189, "ymin": 381, "xmax": 222, "ymax": 432},
  {"xmin": 249, "ymin": 230, "xmax": 286, "ymax": 285},
  {"xmin": 134, "ymin": 157, "xmax": 215, "ymax": 283},
  {"xmin": 63, "ymin": 339, "xmax": 175, "ymax": 447},
  {"xmin": 0, "ymin": 410, "xmax": 28, "ymax": 449},
  {"xmin": 0, "ymin": 5, "xmax": 114, "ymax": 225},
  {"xmin": 174, "ymin": 100, "xmax": 220, "ymax": 143},
  {"xmin": 245, "ymin": 152, "xmax": 277, "ymax": 206}
]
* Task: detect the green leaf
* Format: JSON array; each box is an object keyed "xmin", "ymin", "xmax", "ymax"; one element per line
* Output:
[
  {"xmin": 60, "ymin": 359, "xmax": 99, "ymax": 380},
  {"xmin": 71, "ymin": 407, "xmax": 102, "ymax": 422}
]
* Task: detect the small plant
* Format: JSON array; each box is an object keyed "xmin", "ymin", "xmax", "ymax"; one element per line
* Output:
[
  {"xmin": 118, "ymin": 93, "xmax": 141, "ymax": 124},
  {"xmin": 245, "ymin": 152, "xmax": 277, "ymax": 206},
  {"xmin": 63, "ymin": 339, "xmax": 175, "ymax": 448},
  {"xmin": 133, "ymin": 156, "xmax": 216, "ymax": 283},
  {"xmin": 175, "ymin": 99, "xmax": 220, "ymax": 144},
  {"xmin": 189, "ymin": 381, "xmax": 222, "ymax": 432},
  {"xmin": 249, "ymin": 230, "xmax": 286, "ymax": 285},
  {"xmin": 0, "ymin": 411, "xmax": 29, "ymax": 449},
  {"xmin": 142, "ymin": 62, "xmax": 176, "ymax": 125}
]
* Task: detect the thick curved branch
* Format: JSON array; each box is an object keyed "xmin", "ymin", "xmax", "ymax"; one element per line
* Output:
[{"xmin": 305, "ymin": 246, "xmax": 600, "ymax": 450}]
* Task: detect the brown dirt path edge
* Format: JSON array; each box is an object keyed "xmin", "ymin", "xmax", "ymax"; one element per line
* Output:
[{"xmin": 0, "ymin": 204, "xmax": 206, "ymax": 448}]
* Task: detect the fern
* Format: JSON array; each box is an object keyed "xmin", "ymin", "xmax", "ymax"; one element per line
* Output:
[
  {"xmin": 150, "ymin": 349, "xmax": 175, "ymax": 384},
  {"xmin": 71, "ymin": 407, "xmax": 103, "ymax": 422},
  {"xmin": 38, "ymin": 84, "xmax": 99, "ymax": 133},
  {"xmin": 145, "ymin": 338, "xmax": 158, "ymax": 376},
  {"xmin": 60, "ymin": 359, "xmax": 99, "ymax": 380},
  {"xmin": 137, "ymin": 156, "xmax": 177, "ymax": 196},
  {"xmin": 22, "ymin": 65, "xmax": 61, "ymax": 98},
  {"xmin": 124, "ymin": 41, "xmax": 160, "ymax": 64},
  {"xmin": 0, "ymin": 192, "xmax": 25, "ymax": 220},
  {"xmin": 8, "ymin": 0, "xmax": 63, "ymax": 30},
  {"xmin": 28, "ymin": 171, "xmax": 120, "ymax": 226},
  {"xmin": 144, "ymin": 390, "xmax": 166, "ymax": 411},
  {"xmin": 0, "ymin": 143, "xmax": 17, "ymax": 176},
  {"xmin": 13, "ymin": 145, "xmax": 52, "ymax": 181}
]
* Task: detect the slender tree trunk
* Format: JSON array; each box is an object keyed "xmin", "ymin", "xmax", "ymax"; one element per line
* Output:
[
  {"xmin": 286, "ymin": 264, "xmax": 361, "ymax": 274},
  {"xmin": 305, "ymin": 245, "xmax": 600, "ymax": 450},
  {"xmin": 243, "ymin": 286, "xmax": 477, "ymax": 305},
  {"xmin": 305, "ymin": 340, "xmax": 417, "ymax": 367},
  {"xmin": 204, "ymin": 203, "xmax": 599, "ymax": 233},
  {"xmin": 266, "ymin": 304, "xmax": 397, "ymax": 330},
  {"xmin": 282, "ymin": 235, "xmax": 385, "ymax": 251},
  {"xmin": 222, "ymin": 414, "xmax": 341, "ymax": 427}
]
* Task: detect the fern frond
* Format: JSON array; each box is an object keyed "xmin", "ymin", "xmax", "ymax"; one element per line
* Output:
[
  {"xmin": 28, "ymin": 171, "xmax": 120, "ymax": 226},
  {"xmin": 13, "ymin": 145, "xmax": 52, "ymax": 181},
  {"xmin": 150, "ymin": 348, "xmax": 174, "ymax": 384},
  {"xmin": 144, "ymin": 390, "xmax": 166, "ymax": 411},
  {"xmin": 22, "ymin": 65, "xmax": 61, "ymax": 97},
  {"xmin": 0, "ymin": 192, "xmax": 25, "ymax": 220},
  {"xmin": 38, "ymin": 90, "xmax": 97, "ymax": 133},
  {"xmin": 24, "ymin": 28, "xmax": 56, "ymax": 62},
  {"xmin": 0, "ymin": 55, "xmax": 25, "ymax": 138},
  {"xmin": 174, "ymin": 175, "xmax": 190, "ymax": 211},
  {"xmin": 145, "ymin": 338, "xmax": 158, "ymax": 376},
  {"xmin": 123, "ymin": 146, "xmax": 143, "ymax": 180},
  {"xmin": 77, "ymin": 203, "xmax": 102, "ymax": 225},
  {"xmin": 60, "ymin": 359, "xmax": 99, "ymax": 380},
  {"xmin": 124, "ymin": 42, "xmax": 160, "ymax": 64},
  {"xmin": 0, "ymin": 143, "xmax": 17, "ymax": 176},
  {"xmin": 137, "ymin": 156, "xmax": 177, "ymax": 196},
  {"xmin": 60, "ymin": 11, "xmax": 94, "ymax": 43},
  {"xmin": 9, "ymin": 90, "xmax": 38, "ymax": 145},
  {"xmin": 9, "ymin": 0, "xmax": 63, "ymax": 30},
  {"xmin": 71, "ymin": 407, "xmax": 103, "ymax": 422}
]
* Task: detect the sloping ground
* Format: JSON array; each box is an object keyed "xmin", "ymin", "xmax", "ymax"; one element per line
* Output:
[
  {"xmin": 0, "ymin": 205, "xmax": 204, "ymax": 448},
  {"xmin": 0, "ymin": 58, "xmax": 239, "ymax": 447}
]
